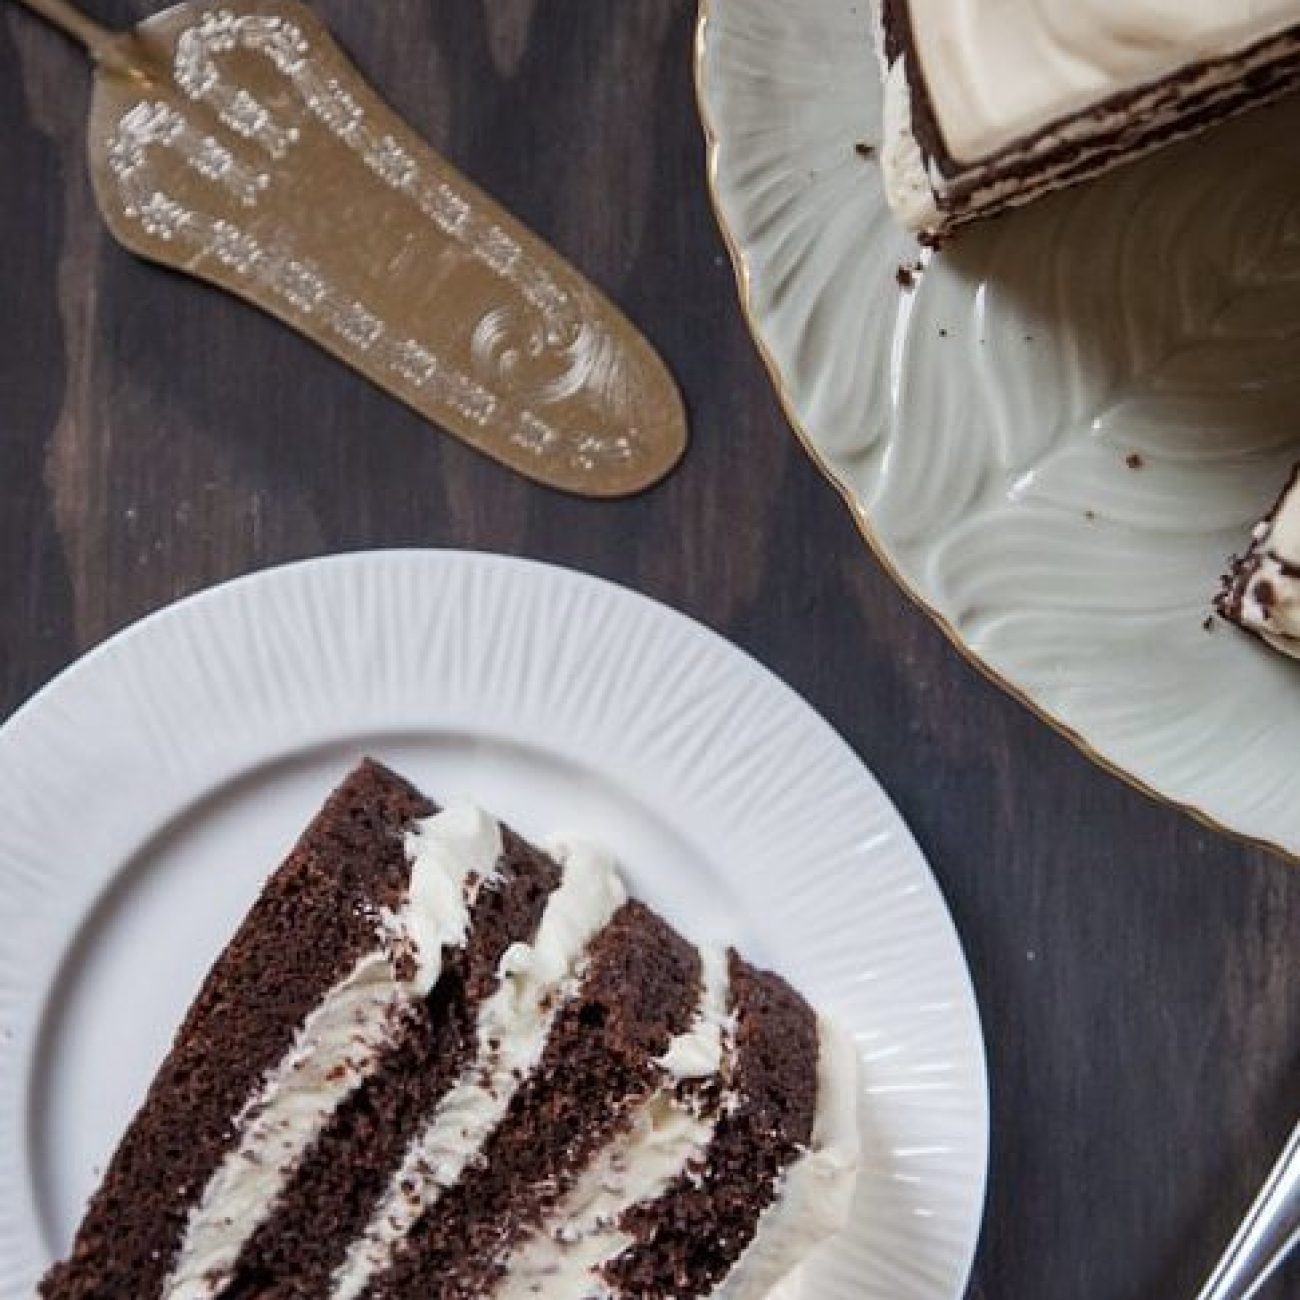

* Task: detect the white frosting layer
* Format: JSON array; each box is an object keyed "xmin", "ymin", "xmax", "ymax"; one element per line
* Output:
[
  {"xmin": 488, "ymin": 945, "xmax": 735, "ymax": 1300},
  {"xmin": 162, "ymin": 805, "xmax": 502, "ymax": 1300},
  {"xmin": 900, "ymin": 0, "xmax": 1300, "ymax": 165},
  {"xmin": 878, "ymin": 47, "xmax": 943, "ymax": 233},
  {"xmin": 707, "ymin": 1017, "xmax": 860, "ymax": 1300},
  {"xmin": 401, "ymin": 804, "xmax": 505, "ymax": 990},
  {"xmin": 658, "ymin": 943, "xmax": 733, "ymax": 1081},
  {"xmin": 329, "ymin": 836, "xmax": 627, "ymax": 1300},
  {"xmin": 1238, "ymin": 473, "xmax": 1300, "ymax": 658}
]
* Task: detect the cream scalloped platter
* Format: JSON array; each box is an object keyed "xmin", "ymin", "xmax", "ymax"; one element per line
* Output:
[
  {"xmin": 697, "ymin": 0, "xmax": 1300, "ymax": 862},
  {"xmin": 0, "ymin": 553, "xmax": 987, "ymax": 1300}
]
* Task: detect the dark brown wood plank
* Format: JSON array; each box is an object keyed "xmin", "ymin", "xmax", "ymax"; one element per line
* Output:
[{"xmin": 1, "ymin": 3, "xmax": 1298, "ymax": 1298}]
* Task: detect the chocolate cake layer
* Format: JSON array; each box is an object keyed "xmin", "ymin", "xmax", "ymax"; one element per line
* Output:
[
  {"xmin": 40, "ymin": 761, "xmax": 432, "ymax": 1300},
  {"xmin": 601, "ymin": 954, "xmax": 818, "ymax": 1298},
  {"xmin": 361, "ymin": 901, "xmax": 702, "ymax": 1300},
  {"xmin": 221, "ymin": 828, "xmax": 561, "ymax": 1299}
]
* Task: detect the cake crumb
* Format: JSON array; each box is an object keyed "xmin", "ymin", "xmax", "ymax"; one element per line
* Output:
[
  {"xmin": 1202, "ymin": 615, "xmax": 1215, "ymax": 632},
  {"xmin": 854, "ymin": 141, "xmax": 875, "ymax": 159},
  {"xmin": 896, "ymin": 260, "xmax": 922, "ymax": 289},
  {"xmin": 1085, "ymin": 509, "xmax": 1096, "ymax": 521},
  {"xmin": 938, "ymin": 327, "xmax": 948, "ymax": 338},
  {"xmin": 1125, "ymin": 453, "xmax": 1144, "ymax": 470}
]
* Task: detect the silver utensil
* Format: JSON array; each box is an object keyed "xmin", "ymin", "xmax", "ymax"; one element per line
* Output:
[{"xmin": 1195, "ymin": 1122, "xmax": 1300, "ymax": 1300}]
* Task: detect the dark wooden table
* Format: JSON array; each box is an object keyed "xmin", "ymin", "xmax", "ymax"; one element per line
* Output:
[{"xmin": 3, "ymin": 3, "xmax": 1299, "ymax": 1298}]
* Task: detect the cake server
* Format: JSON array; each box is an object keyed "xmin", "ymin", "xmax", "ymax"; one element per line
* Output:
[
  {"xmin": 13, "ymin": 0, "xmax": 687, "ymax": 496},
  {"xmin": 1194, "ymin": 1120, "xmax": 1300, "ymax": 1300}
]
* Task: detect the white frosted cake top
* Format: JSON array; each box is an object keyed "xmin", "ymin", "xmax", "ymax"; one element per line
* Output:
[{"xmin": 904, "ymin": 0, "xmax": 1300, "ymax": 164}]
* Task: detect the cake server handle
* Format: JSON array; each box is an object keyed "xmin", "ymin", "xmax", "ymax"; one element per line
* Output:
[
  {"xmin": 1194, "ymin": 1122, "xmax": 1300, "ymax": 1300},
  {"xmin": 11, "ymin": 0, "xmax": 152, "ymax": 78}
]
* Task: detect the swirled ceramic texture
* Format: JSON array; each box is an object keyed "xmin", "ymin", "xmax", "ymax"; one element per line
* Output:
[
  {"xmin": 0, "ymin": 552, "xmax": 986, "ymax": 1300},
  {"xmin": 697, "ymin": 0, "xmax": 1300, "ymax": 862}
]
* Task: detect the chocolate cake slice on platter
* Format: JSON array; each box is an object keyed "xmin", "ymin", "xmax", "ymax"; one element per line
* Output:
[
  {"xmin": 1218, "ymin": 464, "xmax": 1300, "ymax": 660},
  {"xmin": 41, "ymin": 760, "xmax": 858, "ymax": 1300},
  {"xmin": 871, "ymin": 0, "xmax": 1300, "ymax": 235}
]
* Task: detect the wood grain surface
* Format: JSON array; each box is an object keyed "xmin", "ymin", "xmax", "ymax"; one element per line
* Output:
[{"xmin": 2, "ymin": 3, "xmax": 1298, "ymax": 1298}]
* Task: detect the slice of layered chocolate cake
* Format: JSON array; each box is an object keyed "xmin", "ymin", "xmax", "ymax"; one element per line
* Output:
[
  {"xmin": 41, "ymin": 760, "xmax": 858, "ymax": 1300},
  {"xmin": 871, "ymin": 0, "xmax": 1300, "ymax": 235},
  {"xmin": 1218, "ymin": 464, "xmax": 1300, "ymax": 659}
]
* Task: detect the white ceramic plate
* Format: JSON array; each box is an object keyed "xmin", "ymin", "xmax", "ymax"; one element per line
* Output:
[
  {"xmin": 697, "ymin": 0, "xmax": 1300, "ymax": 862},
  {"xmin": 0, "ymin": 551, "xmax": 986, "ymax": 1300}
]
